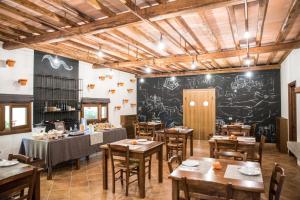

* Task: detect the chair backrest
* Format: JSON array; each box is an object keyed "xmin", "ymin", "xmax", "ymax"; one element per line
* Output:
[
  {"xmin": 0, "ymin": 167, "xmax": 37, "ymax": 200},
  {"xmin": 168, "ymin": 155, "xmax": 182, "ymax": 173},
  {"xmin": 215, "ymin": 139, "xmax": 238, "ymax": 152},
  {"xmin": 108, "ymin": 144, "xmax": 130, "ymax": 172},
  {"xmin": 258, "ymin": 135, "xmax": 266, "ymax": 164},
  {"xmin": 8, "ymin": 154, "xmax": 31, "ymax": 164},
  {"xmin": 227, "ymin": 125, "xmax": 242, "ymax": 134},
  {"xmin": 180, "ymin": 177, "xmax": 233, "ymax": 200},
  {"xmin": 250, "ymin": 123, "xmax": 257, "ymax": 137},
  {"xmin": 269, "ymin": 163, "xmax": 285, "ymax": 200},
  {"xmin": 153, "ymin": 131, "xmax": 164, "ymax": 141},
  {"xmin": 215, "ymin": 151, "xmax": 248, "ymax": 161}
]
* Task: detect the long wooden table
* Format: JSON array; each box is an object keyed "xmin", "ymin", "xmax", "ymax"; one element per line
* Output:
[
  {"xmin": 208, "ymin": 136, "xmax": 256, "ymax": 159},
  {"xmin": 101, "ymin": 139, "xmax": 164, "ymax": 198},
  {"xmin": 169, "ymin": 157, "xmax": 265, "ymax": 200},
  {"xmin": 0, "ymin": 163, "xmax": 41, "ymax": 200},
  {"xmin": 156, "ymin": 128, "xmax": 194, "ymax": 160}
]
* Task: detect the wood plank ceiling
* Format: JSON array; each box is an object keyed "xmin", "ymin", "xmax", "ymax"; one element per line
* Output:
[{"xmin": 0, "ymin": 0, "xmax": 299, "ymax": 76}]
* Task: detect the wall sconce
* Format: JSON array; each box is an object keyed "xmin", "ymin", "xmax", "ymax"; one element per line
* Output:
[
  {"xmin": 203, "ymin": 101, "xmax": 209, "ymax": 107},
  {"xmin": 6, "ymin": 59, "xmax": 16, "ymax": 67},
  {"xmin": 18, "ymin": 79, "xmax": 28, "ymax": 86},
  {"xmin": 115, "ymin": 106, "xmax": 121, "ymax": 110},
  {"xmin": 88, "ymin": 84, "xmax": 95, "ymax": 89},
  {"xmin": 130, "ymin": 79, "xmax": 136, "ymax": 83},
  {"xmin": 127, "ymin": 89, "xmax": 134, "ymax": 93},
  {"xmin": 117, "ymin": 82, "xmax": 125, "ymax": 87},
  {"xmin": 123, "ymin": 99, "xmax": 129, "ymax": 104},
  {"xmin": 109, "ymin": 89, "xmax": 116, "ymax": 94},
  {"xmin": 189, "ymin": 101, "xmax": 196, "ymax": 107},
  {"xmin": 99, "ymin": 76, "xmax": 105, "ymax": 80}
]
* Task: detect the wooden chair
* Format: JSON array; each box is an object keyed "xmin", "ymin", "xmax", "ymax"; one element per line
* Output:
[
  {"xmin": 8, "ymin": 154, "xmax": 31, "ymax": 164},
  {"xmin": 168, "ymin": 155, "xmax": 182, "ymax": 173},
  {"xmin": 252, "ymin": 135, "xmax": 266, "ymax": 165},
  {"xmin": 108, "ymin": 144, "xmax": 139, "ymax": 196},
  {"xmin": 136, "ymin": 123, "xmax": 153, "ymax": 139},
  {"xmin": 0, "ymin": 167, "xmax": 37, "ymax": 200},
  {"xmin": 165, "ymin": 129, "xmax": 184, "ymax": 160},
  {"xmin": 180, "ymin": 177, "xmax": 233, "ymax": 200},
  {"xmin": 250, "ymin": 123, "xmax": 257, "ymax": 137},
  {"xmin": 269, "ymin": 163, "xmax": 285, "ymax": 200},
  {"xmin": 214, "ymin": 139, "xmax": 247, "ymax": 161}
]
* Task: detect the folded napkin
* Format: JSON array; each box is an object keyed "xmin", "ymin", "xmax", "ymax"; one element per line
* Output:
[{"xmin": 89, "ymin": 131, "xmax": 103, "ymax": 145}]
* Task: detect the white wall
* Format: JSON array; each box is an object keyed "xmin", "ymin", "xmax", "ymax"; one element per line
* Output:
[
  {"xmin": 0, "ymin": 44, "xmax": 136, "ymax": 159},
  {"xmin": 281, "ymin": 48, "xmax": 300, "ymax": 141},
  {"xmin": 79, "ymin": 61, "xmax": 137, "ymax": 127}
]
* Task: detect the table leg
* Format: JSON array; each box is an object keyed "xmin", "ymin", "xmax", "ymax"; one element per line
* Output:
[
  {"xmin": 172, "ymin": 179, "xmax": 179, "ymax": 200},
  {"xmin": 47, "ymin": 166, "xmax": 52, "ymax": 180},
  {"xmin": 158, "ymin": 146, "xmax": 163, "ymax": 183},
  {"xmin": 102, "ymin": 150, "xmax": 108, "ymax": 190},
  {"xmin": 182, "ymin": 137, "xmax": 187, "ymax": 160},
  {"xmin": 139, "ymin": 156, "xmax": 146, "ymax": 198},
  {"xmin": 33, "ymin": 170, "xmax": 41, "ymax": 200},
  {"xmin": 209, "ymin": 144, "xmax": 214, "ymax": 158},
  {"xmin": 190, "ymin": 132, "xmax": 193, "ymax": 156}
]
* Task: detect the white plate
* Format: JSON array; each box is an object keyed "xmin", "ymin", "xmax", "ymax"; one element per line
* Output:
[
  {"xmin": 137, "ymin": 139, "xmax": 148, "ymax": 142},
  {"xmin": 0, "ymin": 160, "xmax": 19, "ymax": 167},
  {"xmin": 182, "ymin": 160, "xmax": 199, "ymax": 167},
  {"xmin": 239, "ymin": 166, "xmax": 261, "ymax": 176}
]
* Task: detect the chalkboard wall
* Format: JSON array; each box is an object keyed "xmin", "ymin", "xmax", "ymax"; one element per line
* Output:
[{"xmin": 137, "ymin": 70, "xmax": 281, "ymax": 142}]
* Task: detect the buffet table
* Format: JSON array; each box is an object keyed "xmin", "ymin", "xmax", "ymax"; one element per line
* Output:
[{"xmin": 20, "ymin": 128, "xmax": 127, "ymax": 179}]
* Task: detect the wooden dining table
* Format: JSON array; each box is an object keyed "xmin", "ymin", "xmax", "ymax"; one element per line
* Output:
[
  {"xmin": 101, "ymin": 139, "xmax": 164, "ymax": 198},
  {"xmin": 156, "ymin": 128, "xmax": 194, "ymax": 160},
  {"xmin": 169, "ymin": 157, "xmax": 265, "ymax": 200},
  {"xmin": 0, "ymin": 163, "xmax": 41, "ymax": 200},
  {"xmin": 208, "ymin": 135, "xmax": 257, "ymax": 159},
  {"xmin": 221, "ymin": 125, "xmax": 251, "ymax": 136}
]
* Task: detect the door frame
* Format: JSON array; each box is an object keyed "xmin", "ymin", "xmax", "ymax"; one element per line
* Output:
[{"xmin": 288, "ymin": 81, "xmax": 297, "ymax": 141}]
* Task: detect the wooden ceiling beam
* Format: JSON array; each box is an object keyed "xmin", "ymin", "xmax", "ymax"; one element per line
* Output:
[
  {"xmin": 3, "ymin": 0, "xmax": 248, "ymax": 50},
  {"xmin": 87, "ymin": 0, "xmax": 116, "ymax": 17},
  {"xmin": 175, "ymin": 16, "xmax": 207, "ymax": 53},
  {"xmin": 227, "ymin": 6, "xmax": 240, "ymax": 49},
  {"xmin": 139, "ymin": 64, "xmax": 280, "ymax": 78},
  {"xmin": 267, "ymin": 0, "xmax": 300, "ymax": 64},
  {"xmin": 10, "ymin": 0, "xmax": 77, "ymax": 26},
  {"xmin": 0, "ymin": 24, "xmax": 32, "ymax": 37},
  {"xmin": 0, "ymin": 13, "xmax": 45, "ymax": 35},
  {"xmin": 256, "ymin": 0, "xmax": 269, "ymax": 46},
  {"xmin": 198, "ymin": 13, "xmax": 222, "ymax": 50},
  {"xmin": 95, "ymin": 40, "xmax": 300, "ymax": 68},
  {"xmin": 48, "ymin": 0, "xmax": 94, "ymax": 22}
]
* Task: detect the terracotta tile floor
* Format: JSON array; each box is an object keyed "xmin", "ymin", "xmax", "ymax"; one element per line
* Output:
[{"xmin": 40, "ymin": 140, "xmax": 300, "ymax": 200}]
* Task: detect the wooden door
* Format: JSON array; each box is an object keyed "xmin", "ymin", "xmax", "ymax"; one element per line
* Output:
[
  {"xmin": 288, "ymin": 81, "xmax": 297, "ymax": 141},
  {"xmin": 183, "ymin": 89, "xmax": 216, "ymax": 140}
]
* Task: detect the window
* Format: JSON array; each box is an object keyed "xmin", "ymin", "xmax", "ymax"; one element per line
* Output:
[
  {"xmin": 0, "ymin": 103, "xmax": 31, "ymax": 135},
  {"xmin": 81, "ymin": 103, "xmax": 109, "ymax": 123}
]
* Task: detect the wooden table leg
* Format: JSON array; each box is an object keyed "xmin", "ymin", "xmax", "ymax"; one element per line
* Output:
[
  {"xmin": 182, "ymin": 137, "xmax": 187, "ymax": 160},
  {"xmin": 102, "ymin": 149, "xmax": 108, "ymax": 190},
  {"xmin": 172, "ymin": 179, "xmax": 179, "ymax": 200},
  {"xmin": 33, "ymin": 170, "xmax": 41, "ymax": 200},
  {"xmin": 47, "ymin": 166, "xmax": 52, "ymax": 180},
  {"xmin": 139, "ymin": 156, "xmax": 146, "ymax": 198},
  {"xmin": 76, "ymin": 159, "xmax": 80, "ymax": 170},
  {"xmin": 209, "ymin": 143, "xmax": 214, "ymax": 158},
  {"xmin": 158, "ymin": 146, "xmax": 163, "ymax": 183},
  {"xmin": 190, "ymin": 132, "xmax": 193, "ymax": 156}
]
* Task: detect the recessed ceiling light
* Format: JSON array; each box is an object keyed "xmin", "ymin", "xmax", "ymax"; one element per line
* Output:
[
  {"xmin": 245, "ymin": 71, "xmax": 253, "ymax": 78},
  {"xmin": 145, "ymin": 67, "xmax": 152, "ymax": 73},
  {"xmin": 244, "ymin": 31, "xmax": 250, "ymax": 39},
  {"xmin": 139, "ymin": 78, "xmax": 145, "ymax": 83}
]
